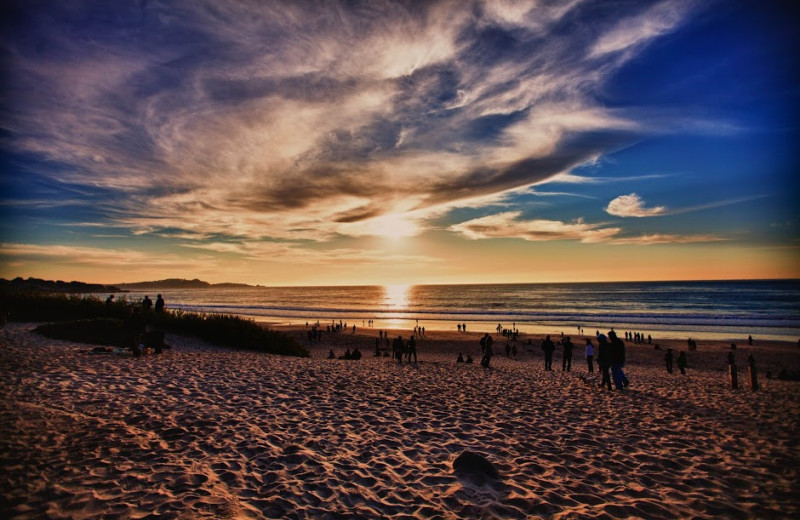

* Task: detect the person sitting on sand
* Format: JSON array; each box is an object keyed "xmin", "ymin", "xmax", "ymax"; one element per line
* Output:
[
  {"xmin": 457, "ymin": 353, "xmax": 464, "ymax": 363},
  {"xmin": 465, "ymin": 354, "xmax": 473, "ymax": 364},
  {"xmin": 328, "ymin": 349, "xmax": 335, "ymax": 359},
  {"xmin": 339, "ymin": 348, "xmax": 352, "ymax": 360},
  {"xmin": 351, "ymin": 347, "xmax": 362, "ymax": 360}
]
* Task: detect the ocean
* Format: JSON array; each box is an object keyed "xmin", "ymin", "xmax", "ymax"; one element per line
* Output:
[{"xmin": 114, "ymin": 280, "xmax": 800, "ymax": 342}]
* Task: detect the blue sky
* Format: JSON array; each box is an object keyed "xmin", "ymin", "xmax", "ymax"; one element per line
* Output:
[{"xmin": 1, "ymin": 0, "xmax": 798, "ymax": 285}]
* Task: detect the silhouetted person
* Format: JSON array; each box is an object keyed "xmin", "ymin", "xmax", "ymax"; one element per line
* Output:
[
  {"xmin": 328, "ymin": 349, "xmax": 335, "ymax": 359},
  {"xmin": 480, "ymin": 333, "xmax": 489, "ymax": 355},
  {"xmin": 142, "ymin": 295, "xmax": 153, "ymax": 311},
  {"xmin": 561, "ymin": 336, "xmax": 573, "ymax": 372},
  {"xmin": 406, "ymin": 336, "xmax": 417, "ymax": 364},
  {"xmin": 665, "ymin": 349, "xmax": 674, "ymax": 374},
  {"xmin": 105, "ymin": 294, "xmax": 115, "ymax": 307},
  {"xmin": 596, "ymin": 334, "xmax": 612, "ymax": 390},
  {"xmin": 465, "ymin": 354, "xmax": 473, "ymax": 364},
  {"xmin": 609, "ymin": 331, "xmax": 629, "ymax": 389},
  {"xmin": 351, "ymin": 347, "xmax": 362, "ymax": 360},
  {"xmin": 541, "ymin": 335, "xmax": 555, "ymax": 371},
  {"xmin": 393, "ymin": 336, "xmax": 405, "ymax": 362},
  {"xmin": 585, "ymin": 339, "xmax": 594, "ymax": 373},
  {"xmin": 677, "ymin": 351, "xmax": 687, "ymax": 375},
  {"xmin": 481, "ymin": 337, "xmax": 494, "ymax": 368},
  {"xmin": 457, "ymin": 353, "xmax": 464, "ymax": 363},
  {"xmin": 154, "ymin": 294, "xmax": 165, "ymax": 313},
  {"xmin": 748, "ymin": 335, "xmax": 753, "ymax": 346},
  {"xmin": 457, "ymin": 323, "xmax": 461, "ymax": 332}
]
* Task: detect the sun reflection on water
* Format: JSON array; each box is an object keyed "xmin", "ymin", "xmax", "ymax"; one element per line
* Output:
[{"xmin": 382, "ymin": 284, "xmax": 410, "ymax": 311}]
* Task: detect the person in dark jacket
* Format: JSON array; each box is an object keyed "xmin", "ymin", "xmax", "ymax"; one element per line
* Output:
[
  {"xmin": 609, "ymin": 330, "xmax": 629, "ymax": 389},
  {"xmin": 561, "ymin": 336, "xmax": 574, "ymax": 372},
  {"xmin": 541, "ymin": 335, "xmax": 555, "ymax": 371},
  {"xmin": 596, "ymin": 334, "xmax": 613, "ymax": 390},
  {"xmin": 665, "ymin": 349, "xmax": 674, "ymax": 374}
]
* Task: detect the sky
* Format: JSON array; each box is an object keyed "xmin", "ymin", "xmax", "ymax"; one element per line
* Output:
[{"xmin": 1, "ymin": 0, "xmax": 798, "ymax": 286}]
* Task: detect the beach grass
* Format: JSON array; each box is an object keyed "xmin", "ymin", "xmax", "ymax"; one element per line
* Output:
[{"xmin": 0, "ymin": 291, "xmax": 308, "ymax": 357}]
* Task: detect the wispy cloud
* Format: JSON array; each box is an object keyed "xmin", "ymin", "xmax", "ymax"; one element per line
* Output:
[
  {"xmin": 449, "ymin": 211, "xmax": 726, "ymax": 245},
  {"xmin": 1, "ymin": 0, "xmax": 714, "ymax": 247},
  {"xmin": 449, "ymin": 211, "xmax": 621, "ymax": 243},
  {"xmin": 606, "ymin": 193, "xmax": 766, "ymax": 218}
]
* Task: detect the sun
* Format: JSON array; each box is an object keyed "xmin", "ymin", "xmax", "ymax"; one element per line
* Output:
[{"xmin": 368, "ymin": 214, "xmax": 420, "ymax": 238}]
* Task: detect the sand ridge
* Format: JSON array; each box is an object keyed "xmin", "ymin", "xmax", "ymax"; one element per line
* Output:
[{"xmin": 1, "ymin": 323, "xmax": 799, "ymax": 519}]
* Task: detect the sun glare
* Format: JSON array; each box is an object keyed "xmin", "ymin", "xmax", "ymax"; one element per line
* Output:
[
  {"xmin": 383, "ymin": 284, "xmax": 410, "ymax": 311},
  {"xmin": 370, "ymin": 214, "xmax": 419, "ymax": 238}
]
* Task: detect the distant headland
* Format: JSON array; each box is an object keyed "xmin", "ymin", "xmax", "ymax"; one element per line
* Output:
[
  {"xmin": 117, "ymin": 278, "xmax": 256, "ymax": 290},
  {"xmin": 0, "ymin": 277, "xmax": 256, "ymax": 293}
]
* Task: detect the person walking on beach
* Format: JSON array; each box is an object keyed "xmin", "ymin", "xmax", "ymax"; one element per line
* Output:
[
  {"xmin": 541, "ymin": 335, "xmax": 555, "ymax": 371},
  {"xmin": 585, "ymin": 339, "xmax": 594, "ymax": 373},
  {"xmin": 677, "ymin": 351, "xmax": 688, "ymax": 375},
  {"xmin": 561, "ymin": 336, "xmax": 574, "ymax": 372},
  {"xmin": 609, "ymin": 330, "xmax": 629, "ymax": 389},
  {"xmin": 406, "ymin": 335, "xmax": 417, "ymax": 364},
  {"xmin": 393, "ymin": 336, "xmax": 405, "ymax": 362},
  {"xmin": 596, "ymin": 334, "xmax": 613, "ymax": 390},
  {"xmin": 665, "ymin": 349, "xmax": 674, "ymax": 374},
  {"xmin": 480, "ymin": 333, "xmax": 489, "ymax": 356},
  {"xmin": 481, "ymin": 335, "xmax": 494, "ymax": 368},
  {"xmin": 154, "ymin": 294, "xmax": 165, "ymax": 313}
]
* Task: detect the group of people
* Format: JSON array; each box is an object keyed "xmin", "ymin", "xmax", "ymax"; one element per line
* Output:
[{"xmin": 392, "ymin": 335, "xmax": 418, "ymax": 363}]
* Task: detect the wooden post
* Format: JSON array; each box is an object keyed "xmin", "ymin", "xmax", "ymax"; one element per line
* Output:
[
  {"xmin": 748, "ymin": 355, "xmax": 759, "ymax": 391},
  {"xmin": 728, "ymin": 352, "xmax": 738, "ymax": 389}
]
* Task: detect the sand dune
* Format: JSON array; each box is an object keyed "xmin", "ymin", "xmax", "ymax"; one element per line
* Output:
[{"xmin": 1, "ymin": 322, "xmax": 798, "ymax": 519}]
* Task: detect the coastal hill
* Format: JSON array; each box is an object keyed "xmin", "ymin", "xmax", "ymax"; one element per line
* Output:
[
  {"xmin": 117, "ymin": 278, "xmax": 255, "ymax": 290},
  {"xmin": 0, "ymin": 277, "xmax": 122, "ymax": 293}
]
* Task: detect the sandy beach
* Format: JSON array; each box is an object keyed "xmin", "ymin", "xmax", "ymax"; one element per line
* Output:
[{"xmin": 1, "ymin": 322, "xmax": 799, "ymax": 519}]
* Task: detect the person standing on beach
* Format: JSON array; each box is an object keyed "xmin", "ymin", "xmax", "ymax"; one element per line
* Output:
[
  {"xmin": 541, "ymin": 335, "xmax": 555, "ymax": 371},
  {"xmin": 561, "ymin": 336, "xmax": 574, "ymax": 372},
  {"xmin": 155, "ymin": 294, "xmax": 165, "ymax": 313},
  {"xmin": 406, "ymin": 335, "xmax": 417, "ymax": 364},
  {"xmin": 585, "ymin": 339, "xmax": 594, "ymax": 373},
  {"xmin": 596, "ymin": 334, "xmax": 612, "ymax": 390},
  {"xmin": 393, "ymin": 336, "xmax": 405, "ymax": 362},
  {"xmin": 481, "ymin": 335, "xmax": 494, "ymax": 368},
  {"xmin": 480, "ymin": 333, "xmax": 489, "ymax": 355},
  {"xmin": 609, "ymin": 330, "xmax": 629, "ymax": 389},
  {"xmin": 677, "ymin": 351, "xmax": 688, "ymax": 375},
  {"xmin": 665, "ymin": 349, "xmax": 674, "ymax": 374},
  {"xmin": 142, "ymin": 295, "xmax": 153, "ymax": 312}
]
